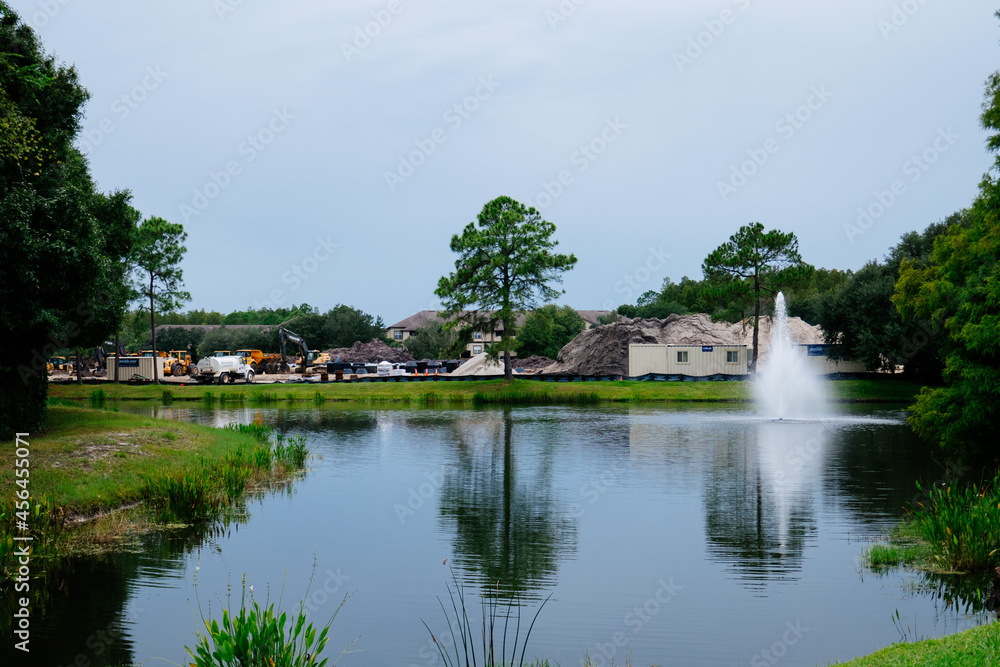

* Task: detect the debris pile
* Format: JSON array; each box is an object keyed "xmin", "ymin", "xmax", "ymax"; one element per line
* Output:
[
  {"xmin": 323, "ymin": 339, "xmax": 414, "ymax": 364},
  {"xmin": 542, "ymin": 314, "xmax": 824, "ymax": 376},
  {"xmin": 516, "ymin": 355, "xmax": 556, "ymax": 371}
]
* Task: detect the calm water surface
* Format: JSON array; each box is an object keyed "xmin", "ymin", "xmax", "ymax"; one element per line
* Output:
[{"xmin": 3, "ymin": 403, "xmax": 993, "ymax": 666}]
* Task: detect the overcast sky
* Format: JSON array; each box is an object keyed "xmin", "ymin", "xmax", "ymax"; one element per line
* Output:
[{"xmin": 12, "ymin": 1, "xmax": 998, "ymax": 324}]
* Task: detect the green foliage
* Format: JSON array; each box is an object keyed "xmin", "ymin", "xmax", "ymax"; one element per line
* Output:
[
  {"xmin": 404, "ymin": 320, "xmax": 458, "ymax": 360},
  {"xmin": 435, "ymin": 196, "xmax": 577, "ymax": 380},
  {"xmin": 892, "ymin": 53, "xmax": 1000, "ymax": 458},
  {"xmin": 197, "ymin": 325, "xmax": 279, "ymax": 359},
  {"xmin": 516, "ymin": 305, "xmax": 585, "ymax": 359},
  {"xmin": 820, "ymin": 219, "xmax": 954, "ymax": 377},
  {"xmin": 282, "ymin": 304, "xmax": 386, "ymax": 351},
  {"xmin": 909, "ymin": 474, "xmax": 1000, "ymax": 572},
  {"xmin": 422, "ymin": 568, "xmax": 551, "ymax": 667},
  {"xmin": 187, "ymin": 574, "xmax": 351, "ymax": 667},
  {"xmin": 701, "ymin": 222, "xmax": 813, "ymax": 372},
  {"xmin": 0, "ymin": 5, "xmax": 137, "ymax": 437},
  {"xmin": 131, "ymin": 216, "xmax": 190, "ymax": 382}
]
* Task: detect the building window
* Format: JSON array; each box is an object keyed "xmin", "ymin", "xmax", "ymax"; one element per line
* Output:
[
  {"xmin": 473, "ymin": 345, "xmax": 483, "ymax": 354},
  {"xmin": 473, "ymin": 331, "xmax": 483, "ymax": 340},
  {"xmin": 676, "ymin": 351, "xmax": 689, "ymax": 363},
  {"xmin": 726, "ymin": 350, "xmax": 739, "ymax": 363},
  {"xmin": 393, "ymin": 330, "xmax": 403, "ymax": 341}
]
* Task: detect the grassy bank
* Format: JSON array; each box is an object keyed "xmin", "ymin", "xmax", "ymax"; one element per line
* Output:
[
  {"xmin": 831, "ymin": 620, "xmax": 1000, "ymax": 666},
  {"xmin": 48, "ymin": 377, "xmax": 923, "ymax": 405},
  {"xmin": 0, "ymin": 406, "xmax": 307, "ymax": 577}
]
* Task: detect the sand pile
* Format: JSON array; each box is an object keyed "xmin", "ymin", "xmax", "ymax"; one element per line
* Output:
[
  {"xmin": 449, "ymin": 353, "xmax": 506, "ymax": 376},
  {"xmin": 324, "ymin": 339, "xmax": 414, "ymax": 364},
  {"xmin": 543, "ymin": 314, "xmax": 824, "ymax": 376}
]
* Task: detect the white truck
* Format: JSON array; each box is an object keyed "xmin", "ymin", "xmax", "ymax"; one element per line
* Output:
[{"xmin": 195, "ymin": 355, "xmax": 255, "ymax": 384}]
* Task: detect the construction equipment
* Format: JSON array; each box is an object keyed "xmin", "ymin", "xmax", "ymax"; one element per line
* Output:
[
  {"xmin": 195, "ymin": 355, "xmax": 254, "ymax": 384},
  {"xmin": 278, "ymin": 328, "xmax": 315, "ymax": 373},
  {"xmin": 235, "ymin": 349, "xmax": 285, "ymax": 374},
  {"xmin": 47, "ymin": 356, "xmax": 70, "ymax": 373},
  {"xmin": 166, "ymin": 350, "xmax": 196, "ymax": 376}
]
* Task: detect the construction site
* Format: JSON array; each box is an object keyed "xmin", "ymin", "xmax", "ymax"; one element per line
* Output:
[{"xmin": 47, "ymin": 313, "xmax": 868, "ymax": 385}]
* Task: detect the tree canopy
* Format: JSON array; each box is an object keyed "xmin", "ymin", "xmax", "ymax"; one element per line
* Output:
[
  {"xmin": 435, "ymin": 196, "xmax": 577, "ymax": 379},
  {"xmin": 701, "ymin": 222, "xmax": 812, "ymax": 372},
  {"xmin": 892, "ymin": 46, "xmax": 1000, "ymax": 460},
  {"xmin": 517, "ymin": 305, "xmax": 586, "ymax": 360},
  {"xmin": 1, "ymin": 4, "xmax": 137, "ymax": 435}
]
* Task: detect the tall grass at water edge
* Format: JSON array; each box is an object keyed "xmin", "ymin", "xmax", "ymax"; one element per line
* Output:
[{"xmin": 908, "ymin": 473, "xmax": 1000, "ymax": 572}]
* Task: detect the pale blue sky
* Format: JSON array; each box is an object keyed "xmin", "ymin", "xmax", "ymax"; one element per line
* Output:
[{"xmin": 12, "ymin": 0, "xmax": 997, "ymax": 324}]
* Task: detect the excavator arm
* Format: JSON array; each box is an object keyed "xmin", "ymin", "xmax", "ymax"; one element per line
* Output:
[{"xmin": 279, "ymin": 328, "xmax": 311, "ymax": 372}]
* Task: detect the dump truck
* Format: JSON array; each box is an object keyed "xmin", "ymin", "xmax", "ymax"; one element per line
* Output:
[
  {"xmin": 235, "ymin": 349, "xmax": 285, "ymax": 374},
  {"xmin": 194, "ymin": 355, "xmax": 254, "ymax": 384}
]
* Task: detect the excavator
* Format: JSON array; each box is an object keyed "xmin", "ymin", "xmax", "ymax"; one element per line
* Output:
[{"xmin": 279, "ymin": 328, "xmax": 318, "ymax": 373}]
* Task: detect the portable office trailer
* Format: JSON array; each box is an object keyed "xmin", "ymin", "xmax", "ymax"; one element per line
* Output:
[
  {"xmin": 798, "ymin": 345, "xmax": 868, "ymax": 374},
  {"xmin": 106, "ymin": 356, "xmax": 157, "ymax": 379},
  {"xmin": 628, "ymin": 344, "xmax": 749, "ymax": 377}
]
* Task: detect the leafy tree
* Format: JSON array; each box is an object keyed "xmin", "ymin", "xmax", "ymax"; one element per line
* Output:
[
  {"xmin": 517, "ymin": 305, "xmax": 586, "ymax": 359},
  {"xmin": 702, "ymin": 222, "xmax": 813, "ymax": 372},
  {"xmin": 155, "ymin": 326, "xmax": 205, "ymax": 360},
  {"xmin": 131, "ymin": 217, "xmax": 190, "ymax": 382},
  {"xmin": 403, "ymin": 320, "xmax": 457, "ymax": 360},
  {"xmin": 324, "ymin": 304, "xmax": 386, "ymax": 349},
  {"xmin": 893, "ymin": 60, "xmax": 1000, "ymax": 459},
  {"xmin": 1, "ymin": 4, "xmax": 137, "ymax": 435},
  {"xmin": 821, "ymin": 219, "xmax": 955, "ymax": 377},
  {"xmin": 435, "ymin": 196, "xmax": 577, "ymax": 380}
]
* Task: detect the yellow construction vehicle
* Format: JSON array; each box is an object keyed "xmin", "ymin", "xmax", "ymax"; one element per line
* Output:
[
  {"xmin": 235, "ymin": 349, "xmax": 285, "ymax": 374},
  {"xmin": 166, "ymin": 350, "xmax": 196, "ymax": 376},
  {"xmin": 47, "ymin": 356, "xmax": 70, "ymax": 373}
]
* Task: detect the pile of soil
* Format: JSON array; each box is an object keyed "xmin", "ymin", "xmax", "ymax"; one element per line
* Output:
[
  {"xmin": 543, "ymin": 314, "xmax": 824, "ymax": 376},
  {"xmin": 323, "ymin": 339, "xmax": 414, "ymax": 364},
  {"xmin": 516, "ymin": 355, "xmax": 556, "ymax": 371}
]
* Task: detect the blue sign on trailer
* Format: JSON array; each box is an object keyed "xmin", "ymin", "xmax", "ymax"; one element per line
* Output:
[
  {"xmin": 702, "ymin": 346, "xmax": 713, "ymax": 352},
  {"xmin": 118, "ymin": 358, "xmax": 139, "ymax": 367}
]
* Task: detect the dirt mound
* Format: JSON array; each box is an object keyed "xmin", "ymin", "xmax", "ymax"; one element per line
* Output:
[
  {"xmin": 449, "ymin": 353, "xmax": 505, "ymax": 376},
  {"xmin": 516, "ymin": 355, "xmax": 556, "ymax": 370},
  {"xmin": 324, "ymin": 339, "xmax": 414, "ymax": 364},
  {"xmin": 543, "ymin": 314, "xmax": 823, "ymax": 376}
]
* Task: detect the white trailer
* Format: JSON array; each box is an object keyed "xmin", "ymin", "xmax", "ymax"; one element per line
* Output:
[{"xmin": 195, "ymin": 355, "xmax": 255, "ymax": 384}]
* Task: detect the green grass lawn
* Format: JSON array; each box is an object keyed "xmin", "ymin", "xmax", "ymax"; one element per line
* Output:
[
  {"xmin": 830, "ymin": 620, "xmax": 1000, "ymax": 666},
  {"xmin": 0, "ymin": 407, "xmax": 280, "ymax": 515},
  {"xmin": 47, "ymin": 377, "xmax": 923, "ymax": 405}
]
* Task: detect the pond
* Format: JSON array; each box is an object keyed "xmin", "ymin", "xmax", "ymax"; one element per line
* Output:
[{"xmin": 2, "ymin": 403, "xmax": 992, "ymax": 666}]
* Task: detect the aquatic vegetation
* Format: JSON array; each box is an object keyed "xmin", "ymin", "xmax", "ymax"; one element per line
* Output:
[
  {"xmin": 909, "ymin": 474, "xmax": 1000, "ymax": 572},
  {"xmin": 422, "ymin": 568, "xmax": 551, "ymax": 667},
  {"xmin": 187, "ymin": 572, "xmax": 353, "ymax": 667}
]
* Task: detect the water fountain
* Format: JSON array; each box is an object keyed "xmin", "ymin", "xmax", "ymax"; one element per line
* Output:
[{"xmin": 755, "ymin": 291, "xmax": 830, "ymax": 420}]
